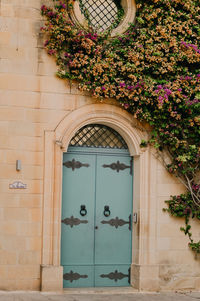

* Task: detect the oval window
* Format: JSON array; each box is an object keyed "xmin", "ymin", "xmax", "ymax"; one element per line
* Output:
[{"xmin": 72, "ymin": 0, "xmax": 136, "ymax": 36}]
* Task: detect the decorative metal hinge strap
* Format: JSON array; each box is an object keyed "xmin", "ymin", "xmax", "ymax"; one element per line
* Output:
[
  {"xmin": 63, "ymin": 271, "xmax": 88, "ymax": 283},
  {"xmin": 102, "ymin": 158, "xmax": 133, "ymax": 175},
  {"xmin": 100, "ymin": 269, "xmax": 130, "ymax": 282},
  {"xmin": 62, "ymin": 216, "xmax": 88, "ymax": 228},
  {"xmin": 101, "ymin": 215, "xmax": 131, "ymax": 231},
  {"xmin": 63, "ymin": 159, "xmax": 90, "ymax": 171},
  {"xmin": 128, "ymin": 267, "xmax": 130, "ymax": 284}
]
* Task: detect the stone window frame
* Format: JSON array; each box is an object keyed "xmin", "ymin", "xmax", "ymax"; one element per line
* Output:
[{"xmin": 71, "ymin": 0, "xmax": 136, "ymax": 36}]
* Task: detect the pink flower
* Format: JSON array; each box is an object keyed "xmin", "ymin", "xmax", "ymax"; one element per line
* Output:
[
  {"xmin": 48, "ymin": 49, "xmax": 56, "ymax": 55},
  {"xmin": 59, "ymin": 2, "xmax": 66, "ymax": 9},
  {"xmin": 124, "ymin": 103, "xmax": 130, "ymax": 109},
  {"xmin": 85, "ymin": 33, "xmax": 97, "ymax": 40},
  {"xmin": 184, "ymin": 76, "xmax": 192, "ymax": 80},
  {"xmin": 164, "ymin": 88, "xmax": 172, "ymax": 96}
]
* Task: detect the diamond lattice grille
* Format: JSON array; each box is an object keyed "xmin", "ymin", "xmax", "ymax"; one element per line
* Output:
[
  {"xmin": 79, "ymin": 0, "xmax": 118, "ymax": 31},
  {"xmin": 70, "ymin": 124, "xmax": 128, "ymax": 149}
]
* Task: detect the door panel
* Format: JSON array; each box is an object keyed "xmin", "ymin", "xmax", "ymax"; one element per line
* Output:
[
  {"xmin": 61, "ymin": 153, "xmax": 96, "ymax": 266},
  {"xmin": 95, "ymin": 155, "xmax": 132, "ymax": 265}
]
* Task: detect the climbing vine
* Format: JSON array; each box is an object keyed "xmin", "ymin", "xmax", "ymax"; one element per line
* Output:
[{"xmin": 41, "ymin": 0, "xmax": 200, "ymax": 253}]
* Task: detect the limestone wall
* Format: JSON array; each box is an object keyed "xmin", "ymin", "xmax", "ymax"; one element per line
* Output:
[
  {"xmin": 156, "ymin": 160, "xmax": 200, "ymax": 291},
  {"xmin": 0, "ymin": 0, "xmax": 199, "ymax": 291},
  {"xmin": 0, "ymin": 0, "xmax": 94, "ymax": 290}
]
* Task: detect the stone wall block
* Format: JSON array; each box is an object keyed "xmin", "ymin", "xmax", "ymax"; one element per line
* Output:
[
  {"xmin": 0, "ymin": 74, "xmax": 40, "ymax": 92},
  {"xmin": 41, "ymin": 265, "xmax": 63, "ymax": 292},
  {"xmin": 18, "ymin": 250, "xmax": 41, "ymax": 265}
]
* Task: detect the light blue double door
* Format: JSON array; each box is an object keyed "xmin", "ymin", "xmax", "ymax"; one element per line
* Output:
[{"xmin": 61, "ymin": 147, "xmax": 133, "ymax": 287}]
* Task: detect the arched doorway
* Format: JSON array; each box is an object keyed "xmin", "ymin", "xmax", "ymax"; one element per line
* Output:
[
  {"xmin": 41, "ymin": 104, "xmax": 158, "ymax": 292},
  {"xmin": 61, "ymin": 124, "xmax": 133, "ymax": 287}
]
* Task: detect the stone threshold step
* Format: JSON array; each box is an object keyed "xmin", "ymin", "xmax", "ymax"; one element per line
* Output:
[{"xmin": 63, "ymin": 287, "xmax": 141, "ymax": 294}]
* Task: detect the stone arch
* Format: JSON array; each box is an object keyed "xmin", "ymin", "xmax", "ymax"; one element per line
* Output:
[{"xmin": 55, "ymin": 103, "xmax": 146, "ymax": 155}]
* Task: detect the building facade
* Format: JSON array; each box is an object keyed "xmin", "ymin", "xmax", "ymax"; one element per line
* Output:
[{"xmin": 0, "ymin": 0, "xmax": 199, "ymax": 292}]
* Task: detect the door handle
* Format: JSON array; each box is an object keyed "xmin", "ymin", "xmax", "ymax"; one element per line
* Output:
[
  {"xmin": 80, "ymin": 205, "xmax": 87, "ymax": 216},
  {"xmin": 104, "ymin": 205, "xmax": 111, "ymax": 217}
]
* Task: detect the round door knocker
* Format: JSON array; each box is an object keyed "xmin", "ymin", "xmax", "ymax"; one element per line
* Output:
[
  {"xmin": 80, "ymin": 205, "xmax": 87, "ymax": 216},
  {"xmin": 104, "ymin": 205, "xmax": 111, "ymax": 217}
]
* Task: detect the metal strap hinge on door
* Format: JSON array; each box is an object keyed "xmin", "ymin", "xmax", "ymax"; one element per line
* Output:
[
  {"xmin": 102, "ymin": 158, "xmax": 133, "ymax": 175},
  {"xmin": 62, "ymin": 216, "xmax": 88, "ymax": 228},
  {"xmin": 101, "ymin": 215, "xmax": 132, "ymax": 231},
  {"xmin": 63, "ymin": 271, "xmax": 88, "ymax": 283},
  {"xmin": 100, "ymin": 267, "xmax": 131, "ymax": 283},
  {"xmin": 63, "ymin": 159, "xmax": 90, "ymax": 171}
]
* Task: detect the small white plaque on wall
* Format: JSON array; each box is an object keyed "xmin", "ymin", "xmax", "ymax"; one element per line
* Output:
[{"xmin": 9, "ymin": 181, "xmax": 27, "ymax": 189}]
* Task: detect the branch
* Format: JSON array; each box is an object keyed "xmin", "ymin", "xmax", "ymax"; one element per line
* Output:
[{"xmin": 185, "ymin": 175, "xmax": 200, "ymax": 207}]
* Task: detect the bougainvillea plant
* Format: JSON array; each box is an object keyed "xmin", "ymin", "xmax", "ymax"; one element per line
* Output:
[{"xmin": 41, "ymin": 0, "xmax": 200, "ymax": 253}]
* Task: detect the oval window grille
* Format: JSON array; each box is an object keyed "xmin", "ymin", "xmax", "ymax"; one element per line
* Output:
[
  {"xmin": 78, "ymin": 0, "xmax": 123, "ymax": 32},
  {"xmin": 70, "ymin": 124, "xmax": 128, "ymax": 149}
]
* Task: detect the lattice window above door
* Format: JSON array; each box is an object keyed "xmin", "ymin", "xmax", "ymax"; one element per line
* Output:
[
  {"xmin": 70, "ymin": 124, "xmax": 128, "ymax": 149},
  {"xmin": 79, "ymin": 0, "xmax": 119, "ymax": 31}
]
